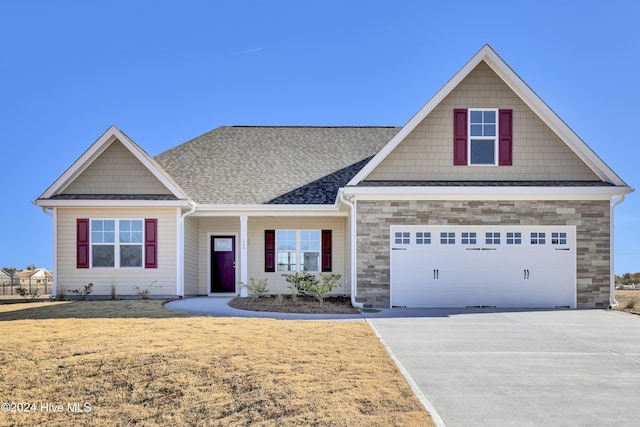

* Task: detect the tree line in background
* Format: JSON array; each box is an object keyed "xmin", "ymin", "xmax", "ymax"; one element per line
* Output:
[{"xmin": 615, "ymin": 272, "xmax": 640, "ymax": 286}]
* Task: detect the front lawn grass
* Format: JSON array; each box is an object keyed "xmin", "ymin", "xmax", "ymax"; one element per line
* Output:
[{"xmin": 0, "ymin": 301, "xmax": 433, "ymax": 426}]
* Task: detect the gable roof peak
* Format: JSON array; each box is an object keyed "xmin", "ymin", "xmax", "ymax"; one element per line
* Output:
[
  {"xmin": 37, "ymin": 125, "xmax": 188, "ymax": 201},
  {"xmin": 347, "ymin": 45, "xmax": 629, "ymax": 187}
]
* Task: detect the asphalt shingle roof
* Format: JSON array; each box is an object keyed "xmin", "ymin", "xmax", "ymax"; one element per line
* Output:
[{"xmin": 154, "ymin": 126, "xmax": 400, "ymax": 204}]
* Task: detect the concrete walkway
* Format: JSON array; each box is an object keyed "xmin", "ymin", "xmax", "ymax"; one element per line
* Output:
[{"xmin": 165, "ymin": 298, "xmax": 640, "ymax": 426}]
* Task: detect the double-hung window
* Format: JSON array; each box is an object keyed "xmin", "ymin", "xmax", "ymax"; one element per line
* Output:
[
  {"xmin": 454, "ymin": 108, "xmax": 512, "ymax": 166},
  {"xmin": 469, "ymin": 109, "xmax": 497, "ymax": 165},
  {"xmin": 276, "ymin": 230, "xmax": 320, "ymax": 272},
  {"xmin": 91, "ymin": 219, "xmax": 143, "ymax": 268}
]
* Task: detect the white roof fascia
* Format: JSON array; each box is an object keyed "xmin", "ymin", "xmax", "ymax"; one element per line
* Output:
[
  {"xmin": 192, "ymin": 203, "xmax": 347, "ymax": 217},
  {"xmin": 347, "ymin": 45, "xmax": 628, "ymax": 187},
  {"xmin": 345, "ymin": 185, "xmax": 633, "ymax": 201},
  {"xmin": 40, "ymin": 126, "xmax": 188, "ymax": 200},
  {"xmin": 33, "ymin": 199, "xmax": 192, "ymax": 208}
]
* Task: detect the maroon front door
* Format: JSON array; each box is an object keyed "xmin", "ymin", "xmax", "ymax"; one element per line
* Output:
[{"xmin": 211, "ymin": 236, "xmax": 236, "ymax": 293}]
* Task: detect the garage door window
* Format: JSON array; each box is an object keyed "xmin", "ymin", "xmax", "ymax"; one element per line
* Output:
[
  {"xmin": 485, "ymin": 232, "xmax": 501, "ymax": 244},
  {"xmin": 440, "ymin": 232, "xmax": 455, "ymax": 244},
  {"xmin": 461, "ymin": 232, "xmax": 477, "ymax": 244},
  {"xmin": 506, "ymin": 232, "xmax": 522, "ymax": 244},
  {"xmin": 531, "ymin": 232, "xmax": 546, "ymax": 245},
  {"xmin": 395, "ymin": 232, "xmax": 410, "ymax": 245},
  {"xmin": 551, "ymin": 232, "xmax": 567, "ymax": 245},
  {"xmin": 416, "ymin": 232, "xmax": 431, "ymax": 244}
]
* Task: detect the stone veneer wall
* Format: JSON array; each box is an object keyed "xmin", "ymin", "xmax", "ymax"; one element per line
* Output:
[{"xmin": 355, "ymin": 200, "xmax": 610, "ymax": 308}]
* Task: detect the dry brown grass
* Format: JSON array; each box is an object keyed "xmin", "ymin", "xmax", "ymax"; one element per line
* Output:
[
  {"xmin": 615, "ymin": 289, "xmax": 640, "ymax": 315},
  {"xmin": 0, "ymin": 301, "xmax": 433, "ymax": 426}
]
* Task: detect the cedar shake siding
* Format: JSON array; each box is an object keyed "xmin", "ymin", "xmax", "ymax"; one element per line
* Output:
[
  {"xmin": 62, "ymin": 140, "xmax": 172, "ymax": 195},
  {"xmin": 355, "ymin": 200, "xmax": 610, "ymax": 308},
  {"xmin": 365, "ymin": 62, "xmax": 600, "ymax": 182}
]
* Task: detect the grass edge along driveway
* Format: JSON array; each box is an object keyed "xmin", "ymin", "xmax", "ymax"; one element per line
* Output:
[{"xmin": 0, "ymin": 300, "xmax": 434, "ymax": 426}]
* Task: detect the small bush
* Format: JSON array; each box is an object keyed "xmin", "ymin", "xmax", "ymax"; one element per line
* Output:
[
  {"xmin": 70, "ymin": 283, "xmax": 93, "ymax": 301},
  {"xmin": 307, "ymin": 273, "xmax": 342, "ymax": 305},
  {"xmin": 15, "ymin": 287, "xmax": 40, "ymax": 300},
  {"xmin": 134, "ymin": 280, "xmax": 157, "ymax": 300},
  {"xmin": 282, "ymin": 271, "xmax": 317, "ymax": 297},
  {"xmin": 282, "ymin": 272, "xmax": 342, "ymax": 306},
  {"xmin": 625, "ymin": 297, "xmax": 637, "ymax": 309},
  {"xmin": 55, "ymin": 286, "xmax": 66, "ymax": 301},
  {"xmin": 245, "ymin": 278, "xmax": 269, "ymax": 298}
]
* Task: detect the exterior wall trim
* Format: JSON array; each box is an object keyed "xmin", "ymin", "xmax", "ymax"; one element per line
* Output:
[{"xmin": 347, "ymin": 186, "xmax": 631, "ymax": 201}]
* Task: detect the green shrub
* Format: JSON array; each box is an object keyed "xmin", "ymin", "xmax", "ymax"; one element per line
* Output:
[
  {"xmin": 282, "ymin": 271, "xmax": 316, "ymax": 298},
  {"xmin": 282, "ymin": 272, "xmax": 342, "ymax": 305}
]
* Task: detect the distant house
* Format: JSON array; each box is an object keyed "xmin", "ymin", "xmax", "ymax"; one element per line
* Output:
[
  {"xmin": 17, "ymin": 268, "xmax": 53, "ymax": 287},
  {"xmin": 34, "ymin": 45, "xmax": 633, "ymax": 309},
  {"xmin": 0, "ymin": 268, "xmax": 15, "ymax": 286}
]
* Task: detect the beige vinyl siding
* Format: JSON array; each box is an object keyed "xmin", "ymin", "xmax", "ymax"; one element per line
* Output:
[
  {"xmin": 183, "ymin": 216, "xmax": 199, "ymax": 295},
  {"xmin": 246, "ymin": 217, "xmax": 348, "ymax": 295},
  {"xmin": 366, "ymin": 61, "xmax": 600, "ymax": 182},
  {"xmin": 197, "ymin": 217, "xmax": 240, "ymax": 295},
  {"xmin": 56, "ymin": 207, "xmax": 178, "ymax": 296},
  {"xmin": 62, "ymin": 140, "xmax": 172, "ymax": 195}
]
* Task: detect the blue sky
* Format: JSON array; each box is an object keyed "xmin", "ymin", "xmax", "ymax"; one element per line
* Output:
[{"xmin": 1, "ymin": 1, "xmax": 638, "ymax": 273}]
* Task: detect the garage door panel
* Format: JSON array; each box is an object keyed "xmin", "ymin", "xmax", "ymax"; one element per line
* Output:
[{"xmin": 390, "ymin": 226, "xmax": 576, "ymax": 308}]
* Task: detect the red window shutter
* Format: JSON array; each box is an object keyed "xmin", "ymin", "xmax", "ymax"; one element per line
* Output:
[
  {"xmin": 145, "ymin": 218, "xmax": 158, "ymax": 268},
  {"xmin": 265, "ymin": 230, "xmax": 275, "ymax": 272},
  {"xmin": 321, "ymin": 230, "xmax": 332, "ymax": 272},
  {"xmin": 498, "ymin": 109, "xmax": 513, "ymax": 166},
  {"xmin": 77, "ymin": 218, "xmax": 89, "ymax": 269},
  {"xmin": 453, "ymin": 109, "xmax": 468, "ymax": 165}
]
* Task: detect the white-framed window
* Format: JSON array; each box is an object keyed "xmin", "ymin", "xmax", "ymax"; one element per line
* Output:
[
  {"xmin": 416, "ymin": 232, "xmax": 431, "ymax": 244},
  {"xmin": 461, "ymin": 232, "xmax": 477, "ymax": 245},
  {"xmin": 440, "ymin": 232, "xmax": 455, "ymax": 245},
  {"xmin": 91, "ymin": 219, "xmax": 143, "ymax": 268},
  {"xmin": 551, "ymin": 232, "xmax": 567, "ymax": 245},
  {"xmin": 276, "ymin": 230, "xmax": 320, "ymax": 272},
  {"xmin": 506, "ymin": 232, "xmax": 522, "ymax": 245},
  {"xmin": 395, "ymin": 232, "xmax": 410, "ymax": 245},
  {"xmin": 469, "ymin": 108, "xmax": 498, "ymax": 165},
  {"xmin": 485, "ymin": 232, "xmax": 501, "ymax": 245},
  {"xmin": 531, "ymin": 232, "xmax": 546, "ymax": 245}
]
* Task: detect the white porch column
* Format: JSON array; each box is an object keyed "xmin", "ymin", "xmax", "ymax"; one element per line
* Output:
[{"xmin": 240, "ymin": 215, "xmax": 249, "ymax": 289}]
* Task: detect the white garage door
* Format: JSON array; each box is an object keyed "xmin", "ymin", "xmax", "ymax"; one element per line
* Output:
[{"xmin": 390, "ymin": 225, "xmax": 576, "ymax": 308}]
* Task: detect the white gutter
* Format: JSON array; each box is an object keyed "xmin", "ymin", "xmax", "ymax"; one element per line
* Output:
[
  {"xmin": 339, "ymin": 190, "xmax": 364, "ymax": 309},
  {"xmin": 609, "ymin": 194, "xmax": 626, "ymax": 309},
  {"xmin": 177, "ymin": 201, "xmax": 197, "ymax": 297}
]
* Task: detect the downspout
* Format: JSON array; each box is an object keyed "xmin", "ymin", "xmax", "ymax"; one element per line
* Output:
[
  {"xmin": 339, "ymin": 191, "xmax": 364, "ymax": 309},
  {"xmin": 178, "ymin": 201, "xmax": 197, "ymax": 297},
  {"xmin": 39, "ymin": 207, "xmax": 55, "ymax": 296},
  {"xmin": 609, "ymin": 194, "xmax": 625, "ymax": 309}
]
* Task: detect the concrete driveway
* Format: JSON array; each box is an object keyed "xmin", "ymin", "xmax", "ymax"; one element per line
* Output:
[{"xmin": 364, "ymin": 308, "xmax": 640, "ymax": 427}]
